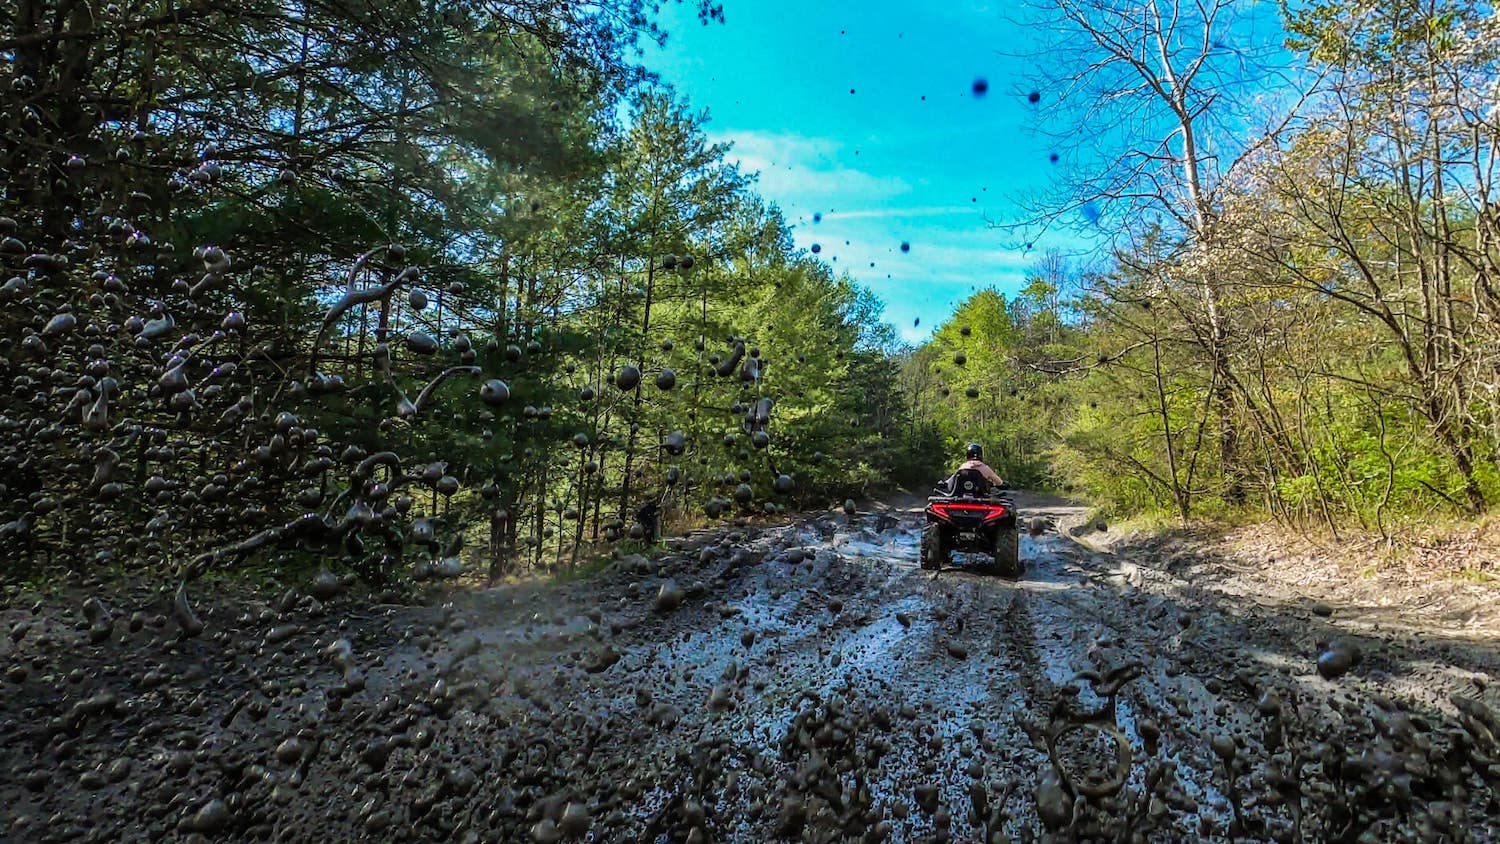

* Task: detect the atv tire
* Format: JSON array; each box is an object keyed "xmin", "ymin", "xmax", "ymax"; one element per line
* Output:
[
  {"xmin": 991, "ymin": 530, "xmax": 1021, "ymax": 578},
  {"xmin": 920, "ymin": 524, "xmax": 947, "ymax": 571}
]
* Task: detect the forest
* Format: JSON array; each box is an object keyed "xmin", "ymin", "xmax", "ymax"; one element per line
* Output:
[
  {"xmin": 0, "ymin": 0, "xmax": 936, "ymax": 588},
  {"xmin": 1, "ymin": 0, "xmax": 1496, "ymax": 594}
]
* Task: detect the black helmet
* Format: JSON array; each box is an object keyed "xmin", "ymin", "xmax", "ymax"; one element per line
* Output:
[{"xmin": 965, "ymin": 442, "xmax": 983, "ymax": 460}]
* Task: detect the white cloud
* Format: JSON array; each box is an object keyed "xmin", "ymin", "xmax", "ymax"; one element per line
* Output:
[
  {"xmin": 816, "ymin": 206, "xmax": 985, "ymax": 222},
  {"xmin": 711, "ymin": 129, "xmax": 912, "ymax": 206}
]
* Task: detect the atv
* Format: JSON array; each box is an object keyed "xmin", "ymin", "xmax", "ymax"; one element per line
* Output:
[{"xmin": 920, "ymin": 468, "xmax": 1021, "ymax": 577}]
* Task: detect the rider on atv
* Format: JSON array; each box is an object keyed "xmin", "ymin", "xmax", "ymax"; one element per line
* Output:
[
  {"xmin": 956, "ymin": 442, "xmax": 1004, "ymax": 489},
  {"xmin": 922, "ymin": 442, "xmax": 1021, "ymax": 575}
]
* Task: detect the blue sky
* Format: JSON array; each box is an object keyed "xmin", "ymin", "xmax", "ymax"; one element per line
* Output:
[{"xmin": 639, "ymin": 1, "xmax": 1079, "ymax": 345}]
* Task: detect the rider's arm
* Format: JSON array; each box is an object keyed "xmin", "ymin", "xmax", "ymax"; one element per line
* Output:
[{"xmin": 979, "ymin": 463, "xmax": 1004, "ymax": 486}]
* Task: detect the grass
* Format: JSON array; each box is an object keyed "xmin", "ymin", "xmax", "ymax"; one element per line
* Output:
[
  {"xmin": 522, "ymin": 538, "xmax": 669, "ymax": 586},
  {"xmin": 546, "ymin": 553, "xmax": 625, "ymax": 585},
  {"xmin": 1457, "ymin": 568, "xmax": 1499, "ymax": 585}
]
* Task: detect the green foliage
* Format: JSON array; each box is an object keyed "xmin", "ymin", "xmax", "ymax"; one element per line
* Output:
[{"xmin": 901, "ymin": 275, "xmax": 1082, "ymax": 490}]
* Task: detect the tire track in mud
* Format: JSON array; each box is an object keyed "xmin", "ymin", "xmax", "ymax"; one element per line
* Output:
[
  {"xmin": 578, "ymin": 513, "xmax": 1069, "ymax": 842},
  {"xmin": 689, "ymin": 522, "xmax": 1038, "ymax": 842}
]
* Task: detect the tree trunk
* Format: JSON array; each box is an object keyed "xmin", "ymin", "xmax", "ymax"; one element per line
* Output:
[{"xmin": 619, "ymin": 259, "xmax": 655, "ymax": 515}]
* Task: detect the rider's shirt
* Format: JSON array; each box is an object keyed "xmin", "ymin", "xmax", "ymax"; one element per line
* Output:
[{"xmin": 958, "ymin": 459, "xmax": 1003, "ymax": 486}]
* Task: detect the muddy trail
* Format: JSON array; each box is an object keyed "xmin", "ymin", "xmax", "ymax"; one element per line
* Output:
[{"xmin": 3, "ymin": 495, "xmax": 1499, "ymax": 843}]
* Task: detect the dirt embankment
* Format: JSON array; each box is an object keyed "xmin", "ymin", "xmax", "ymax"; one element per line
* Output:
[{"xmin": 2, "ymin": 494, "xmax": 1498, "ymax": 842}]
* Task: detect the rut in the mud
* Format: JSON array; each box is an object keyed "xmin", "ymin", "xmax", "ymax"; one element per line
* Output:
[{"xmin": 2, "ymin": 499, "xmax": 1498, "ymax": 843}]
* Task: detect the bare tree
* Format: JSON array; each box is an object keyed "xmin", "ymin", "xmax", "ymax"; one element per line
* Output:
[
  {"xmin": 1006, "ymin": 0, "xmax": 1318, "ymax": 502},
  {"xmin": 1228, "ymin": 0, "xmax": 1500, "ymax": 513}
]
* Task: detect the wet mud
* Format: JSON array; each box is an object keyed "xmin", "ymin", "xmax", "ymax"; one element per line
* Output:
[{"xmin": 3, "ymin": 498, "xmax": 1498, "ymax": 842}]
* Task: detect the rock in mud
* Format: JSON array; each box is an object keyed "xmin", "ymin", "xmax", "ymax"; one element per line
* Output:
[
  {"xmin": 274, "ymin": 737, "xmax": 305, "ymax": 764},
  {"xmin": 584, "ymin": 647, "xmax": 621, "ymax": 673},
  {"xmin": 264, "ymin": 623, "xmax": 300, "ymax": 645}
]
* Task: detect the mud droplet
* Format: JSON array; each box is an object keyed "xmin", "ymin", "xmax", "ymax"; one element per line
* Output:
[
  {"xmin": 309, "ymin": 570, "xmax": 344, "ymax": 600},
  {"xmin": 708, "ymin": 684, "xmax": 734, "ymax": 710},
  {"xmin": 189, "ymin": 798, "xmax": 232, "ymax": 833},
  {"xmin": 1211, "ymin": 733, "xmax": 1236, "ymax": 762},
  {"xmin": 558, "ymin": 802, "xmax": 592, "ymax": 837},
  {"xmin": 1317, "ymin": 643, "xmax": 1360, "ymax": 679},
  {"xmin": 171, "ymin": 584, "xmax": 204, "ymax": 637},
  {"xmin": 654, "ymin": 581, "xmax": 684, "ymax": 613},
  {"xmin": 1036, "ymin": 768, "xmax": 1073, "ymax": 829},
  {"xmin": 775, "ymin": 797, "xmax": 807, "ymax": 836},
  {"xmin": 914, "ymin": 783, "xmax": 939, "ymax": 814},
  {"xmin": 530, "ymin": 818, "xmax": 562, "ymax": 844},
  {"xmin": 615, "ymin": 365, "xmax": 642, "ymax": 391},
  {"xmin": 480, "ymin": 379, "xmax": 511, "ymax": 405}
]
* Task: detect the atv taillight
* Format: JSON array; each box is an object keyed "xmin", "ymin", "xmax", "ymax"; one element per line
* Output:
[{"xmin": 930, "ymin": 502, "xmax": 1008, "ymax": 521}]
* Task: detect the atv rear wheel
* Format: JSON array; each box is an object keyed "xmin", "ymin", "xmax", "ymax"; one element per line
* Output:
[
  {"xmin": 991, "ymin": 530, "xmax": 1021, "ymax": 578},
  {"xmin": 920, "ymin": 524, "xmax": 947, "ymax": 571}
]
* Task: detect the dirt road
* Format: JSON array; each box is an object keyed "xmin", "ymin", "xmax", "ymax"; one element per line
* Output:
[{"xmin": 3, "ymin": 495, "xmax": 1498, "ymax": 842}]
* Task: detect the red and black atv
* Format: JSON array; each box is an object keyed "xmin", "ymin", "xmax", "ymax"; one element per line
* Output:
[{"xmin": 920, "ymin": 468, "xmax": 1021, "ymax": 577}]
